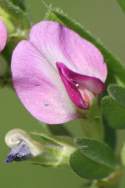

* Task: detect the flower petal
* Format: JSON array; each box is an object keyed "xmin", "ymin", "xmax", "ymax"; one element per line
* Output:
[
  {"xmin": 5, "ymin": 142, "xmax": 32, "ymax": 163},
  {"xmin": 56, "ymin": 63, "xmax": 89, "ymax": 109},
  {"xmin": 12, "ymin": 21, "xmax": 107, "ymax": 124},
  {"xmin": 56, "ymin": 63, "xmax": 105, "ymax": 109},
  {"xmin": 11, "ymin": 40, "xmax": 78, "ymax": 124},
  {"xmin": 0, "ymin": 20, "xmax": 7, "ymax": 52},
  {"xmin": 29, "ymin": 21, "xmax": 107, "ymax": 82}
]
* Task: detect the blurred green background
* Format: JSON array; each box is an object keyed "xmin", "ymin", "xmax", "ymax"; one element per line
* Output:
[{"xmin": 0, "ymin": 0, "xmax": 125, "ymax": 187}]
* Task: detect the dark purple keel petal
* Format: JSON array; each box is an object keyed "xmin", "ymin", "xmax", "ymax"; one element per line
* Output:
[
  {"xmin": 57, "ymin": 63, "xmax": 88, "ymax": 109},
  {"xmin": 5, "ymin": 142, "xmax": 32, "ymax": 163},
  {"xmin": 56, "ymin": 63, "xmax": 105, "ymax": 109}
]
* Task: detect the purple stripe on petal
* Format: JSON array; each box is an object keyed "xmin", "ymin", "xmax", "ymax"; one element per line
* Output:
[{"xmin": 56, "ymin": 63, "xmax": 105, "ymax": 109}]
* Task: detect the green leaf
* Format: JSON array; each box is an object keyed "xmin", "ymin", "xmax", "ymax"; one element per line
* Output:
[
  {"xmin": 0, "ymin": 0, "xmax": 30, "ymax": 32},
  {"xmin": 117, "ymin": 0, "xmax": 125, "ymax": 13},
  {"xmin": 45, "ymin": 7, "xmax": 125, "ymax": 84},
  {"xmin": 102, "ymin": 96, "xmax": 125, "ymax": 129},
  {"xmin": 10, "ymin": 0, "xmax": 26, "ymax": 10},
  {"xmin": 108, "ymin": 84, "xmax": 125, "ymax": 107},
  {"xmin": 70, "ymin": 138, "xmax": 116, "ymax": 179}
]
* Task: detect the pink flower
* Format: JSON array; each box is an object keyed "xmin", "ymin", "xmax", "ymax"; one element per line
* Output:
[
  {"xmin": 0, "ymin": 20, "xmax": 7, "ymax": 52},
  {"xmin": 11, "ymin": 21, "xmax": 107, "ymax": 124}
]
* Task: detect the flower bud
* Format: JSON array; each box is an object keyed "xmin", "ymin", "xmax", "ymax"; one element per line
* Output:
[{"xmin": 5, "ymin": 129, "xmax": 75, "ymax": 166}]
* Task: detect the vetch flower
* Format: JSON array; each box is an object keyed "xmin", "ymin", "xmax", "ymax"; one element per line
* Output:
[
  {"xmin": 0, "ymin": 20, "xmax": 7, "ymax": 52},
  {"xmin": 5, "ymin": 129, "xmax": 75, "ymax": 166},
  {"xmin": 11, "ymin": 21, "xmax": 107, "ymax": 124},
  {"xmin": 5, "ymin": 129, "xmax": 42, "ymax": 163}
]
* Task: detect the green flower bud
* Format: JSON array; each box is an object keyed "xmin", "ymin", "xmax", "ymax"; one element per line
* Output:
[{"xmin": 5, "ymin": 129, "xmax": 75, "ymax": 167}]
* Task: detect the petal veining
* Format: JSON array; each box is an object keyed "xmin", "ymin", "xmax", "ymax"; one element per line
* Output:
[
  {"xmin": 29, "ymin": 21, "xmax": 107, "ymax": 82},
  {"xmin": 11, "ymin": 20, "xmax": 107, "ymax": 124},
  {"xmin": 11, "ymin": 40, "xmax": 78, "ymax": 124}
]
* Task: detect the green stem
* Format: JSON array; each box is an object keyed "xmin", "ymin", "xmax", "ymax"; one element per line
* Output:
[
  {"xmin": 96, "ymin": 169, "xmax": 123, "ymax": 188},
  {"xmin": 103, "ymin": 117, "xmax": 117, "ymax": 150},
  {"xmin": 79, "ymin": 100, "xmax": 104, "ymax": 141}
]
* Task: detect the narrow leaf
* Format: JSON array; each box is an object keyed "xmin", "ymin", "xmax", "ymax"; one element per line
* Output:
[
  {"xmin": 0, "ymin": 0, "xmax": 30, "ymax": 30},
  {"xmin": 10, "ymin": 0, "xmax": 26, "ymax": 10},
  {"xmin": 70, "ymin": 138, "xmax": 116, "ymax": 179}
]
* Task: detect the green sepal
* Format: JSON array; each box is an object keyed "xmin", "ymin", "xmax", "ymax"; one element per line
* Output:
[
  {"xmin": 80, "ymin": 99, "xmax": 104, "ymax": 141},
  {"xmin": 30, "ymin": 132, "xmax": 75, "ymax": 167}
]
